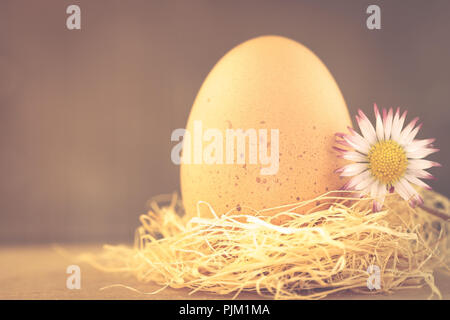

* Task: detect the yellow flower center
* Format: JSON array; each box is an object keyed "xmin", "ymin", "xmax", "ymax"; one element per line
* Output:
[{"xmin": 368, "ymin": 140, "xmax": 408, "ymax": 185}]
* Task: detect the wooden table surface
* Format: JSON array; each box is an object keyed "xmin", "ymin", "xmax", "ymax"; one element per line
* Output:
[{"xmin": 1, "ymin": 244, "xmax": 449, "ymax": 300}]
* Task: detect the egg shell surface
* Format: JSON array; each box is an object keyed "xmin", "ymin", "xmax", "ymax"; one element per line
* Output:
[{"xmin": 180, "ymin": 35, "xmax": 351, "ymax": 220}]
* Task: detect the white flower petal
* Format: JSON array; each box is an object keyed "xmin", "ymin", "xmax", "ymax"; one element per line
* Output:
[
  {"xmin": 377, "ymin": 182, "xmax": 387, "ymax": 197},
  {"xmin": 373, "ymin": 183, "xmax": 387, "ymax": 212},
  {"xmin": 406, "ymin": 147, "xmax": 439, "ymax": 159},
  {"xmin": 347, "ymin": 128, "xmax": 371, "ymax": 152},
  {"xmin": 406, "ymin": 168, "xmax": 434, "ymax": 180},
  {"xmin": 404, "ymin": 138, "xmax": 435, "ymax": 153},
  {"xmin": 374, "ymin": 104, "xmax": 384, "ymax": 141},
  {"xmin": 370, "ymin": 180, "xmax": 380, "ymax": 198},
  {"xmin": 393, "ymin": 179, "xmax": 411, "ymax": 202},
  {"xmin": 399, "ymin": 117, "xmax": 419, "ymax": 145},
  {"xmin": 390, "ymin": 108, "xmax": 402, "ymax": 141},
  {"xmin": 400, "ymin": 179, "xmax": 422, "ymax": 207},
  {"xmin": 394, "ymin": 109, "xmax": 408, "ymax": 142},
  {"xmin": 404, "ymin": 174, "xmax": 432, "ymax": 190},
  {"xmin": 337, "ymin": 163, "xmax": 368, "ymax": 177},
  {"xmin": 402, "ymin": 123, "xmax": 422, "ymax": 146},
  {"xmin": 346, "ymin": 170, "xmax": 371, "ymax": 189},
  {"xmin": 395, "ymin": 178, "xmax": 422, "ymax": 208},
  {"xmin": 408, "ymin": 159, "xmax": 441, "ymax": 170},
  {"xmin": 343, "ymin": 134, "xmax": 370, "ymax": 154},
  {"xmin": 341, "ymin": 151, "xmax": 367, "ymax": 162},
  {"xmin": 383, "ymin": 108, "xmax": 394, "ymax": 140},
  {"xmin": 356, "ymin": 110, "xmax": 377, "ymax": 145},
  {"xmin": 354, "ymin": 176, "xmax": 375, "ymax": 191}
]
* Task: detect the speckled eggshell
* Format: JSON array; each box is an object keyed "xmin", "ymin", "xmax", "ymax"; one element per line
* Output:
[{"xmin": 180, "ymin": 35, "xmax": 351, "ymax": 220}]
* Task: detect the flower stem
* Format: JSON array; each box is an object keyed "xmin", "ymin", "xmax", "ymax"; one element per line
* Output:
[{"xmin": 418, "ymin": 204, "xmax": 450, "ymax": 221}]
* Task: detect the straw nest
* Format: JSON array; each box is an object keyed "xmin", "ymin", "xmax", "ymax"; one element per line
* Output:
[{"xmin": 80, "ymin": 188, "xmax": 449, "ymax": 299}]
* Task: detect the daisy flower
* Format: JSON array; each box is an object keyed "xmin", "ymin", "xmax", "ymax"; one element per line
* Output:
[{"xmin": 334, "ymin": 104, "xmax": 440, "ymax": 212}]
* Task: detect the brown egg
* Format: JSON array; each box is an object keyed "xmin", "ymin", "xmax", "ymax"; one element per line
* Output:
[{"xmin": 180, "ymin": 35, "xmax": 351, "ymax": 221}]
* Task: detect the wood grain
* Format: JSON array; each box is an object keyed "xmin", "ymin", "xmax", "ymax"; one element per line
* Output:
[{"xmin": 0, "ymin": 244, "xmax": 448, "ymax": 300}]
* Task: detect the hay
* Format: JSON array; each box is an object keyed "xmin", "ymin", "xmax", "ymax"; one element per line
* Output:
[{"xmin": 80, "ymin": 189, "xmax": 449, "ymax": 299}]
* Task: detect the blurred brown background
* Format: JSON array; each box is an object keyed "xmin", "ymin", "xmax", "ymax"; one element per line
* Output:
[{"xmin": 0, "ymin": 0, "xmax": 448, "ymax": 244}]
